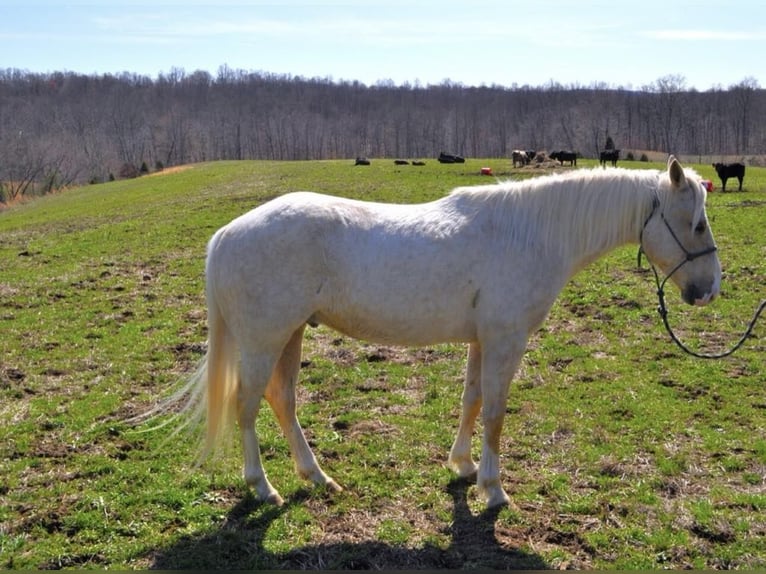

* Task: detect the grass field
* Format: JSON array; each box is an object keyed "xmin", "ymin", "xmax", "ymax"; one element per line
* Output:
[{"xmin": 1, "ymin": 157, "xmax": 764, "ymax": 569}]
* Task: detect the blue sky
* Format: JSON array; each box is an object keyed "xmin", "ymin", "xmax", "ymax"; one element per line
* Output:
[{"xmin": 3, "ymin": 1, "xmax": 765, "ymax": 91}]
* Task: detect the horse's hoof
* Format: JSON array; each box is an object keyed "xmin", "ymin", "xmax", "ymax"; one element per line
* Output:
[
  {"xmin": 457, "ymin": 464, "xmax": 479, "ymax": 480},
  {"xmin": 479, "ymin": 479, "xmax": 510, "ymax": 508},
  {"xmin": 448, "ymin": 455, "xmax": 478, "ymax": 478},
  {"xmin": 325, "ymin": 479, "xmax": 343, "ymax": 493},
  {"xmin": 264, "ymin": 491, "xmax": 285, "ymax": 506},
  {"xmin": 486, "ymin": 493, "xmax": 510, "ymax": 508}
]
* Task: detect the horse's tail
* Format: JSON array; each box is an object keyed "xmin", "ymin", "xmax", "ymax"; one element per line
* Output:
[
  {"xmin": 196, "ymin": 230, "xmax": 239, "ymax": 458},
  {"xmin": 126, "ymin": 230, "xmax": 238, "ymax": 456},
  {"xmin": 144, "ymin": 231, "xmax": 238, "ymax": 456}
]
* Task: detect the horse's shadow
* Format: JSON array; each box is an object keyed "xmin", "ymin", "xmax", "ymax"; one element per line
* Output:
[{"xmin": 148, "ymin": 477, "xmax": 549, "ymax": 570}]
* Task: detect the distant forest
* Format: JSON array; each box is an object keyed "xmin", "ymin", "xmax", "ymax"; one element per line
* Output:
[{"xmin": 1, "ymin": 66, "xmax": 764, "ymax": 199}]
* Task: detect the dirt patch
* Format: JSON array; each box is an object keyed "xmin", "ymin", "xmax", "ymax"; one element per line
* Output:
[{"xmin": 147, "ymin": 165, "xmax": 193, "ymax": 177}]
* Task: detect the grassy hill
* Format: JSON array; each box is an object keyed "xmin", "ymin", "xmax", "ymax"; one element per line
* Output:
[{"xmin": 1, "ymin": 158, "xmax": 764, "ymax": 569}]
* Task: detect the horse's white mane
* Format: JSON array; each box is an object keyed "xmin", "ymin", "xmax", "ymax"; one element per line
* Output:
[{"xmin": 446, "ymin": 166, "xmax": 705, "ymax": 260}]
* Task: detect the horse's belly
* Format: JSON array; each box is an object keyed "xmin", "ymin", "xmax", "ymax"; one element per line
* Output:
[{"xmin": 312, "ymin": 306, "xmax": 475, "ymax": 346}]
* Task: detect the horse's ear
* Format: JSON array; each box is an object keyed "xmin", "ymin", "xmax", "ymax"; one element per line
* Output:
[{"xmin": 668, "ymin": 155, "xmax": 686, "ymax": 189}]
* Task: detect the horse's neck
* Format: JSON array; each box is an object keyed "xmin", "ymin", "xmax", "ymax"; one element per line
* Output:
[
  {"xmin": 558, "ymin": 173, "xmax": 656, "ymax": 272},
  {"xmin": 452, "ymin": 171, "xmax": 659, "ymax": 272}
]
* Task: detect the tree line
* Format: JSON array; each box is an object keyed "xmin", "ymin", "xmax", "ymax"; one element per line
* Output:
[{"xmin": 0, "ymin": 66, "xmax": 763, "ymax": 200}]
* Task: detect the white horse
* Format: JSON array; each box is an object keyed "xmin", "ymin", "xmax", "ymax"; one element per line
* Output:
[{"xmin": 172, "ymin": 156, "xmax": 721, "ymax": 508}]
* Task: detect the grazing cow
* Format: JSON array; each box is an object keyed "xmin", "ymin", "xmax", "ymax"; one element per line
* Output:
[
  {"xmin": 438, "ymin": 152, "xmax": 465, "ymax": 164},
  {"xmin": 550, "ymin": 150, "xmax": 577, "ymax": 166},
  {"xmin": 394, "ymin": 159, "xmax": 409, "ymax": 165},
  {"xmin": 599, "ymin": 149, "xmax": 620, "ymax": 167},
  {"xmin": 355, "ymin": 157, "xmax": 370, "ymax": 166},
  {"xmin": 511, "ymin": 150, "xmax": 529, "ymax": 168},
  {"xmin": 712, "ymin": 162, "xmax": 745, "ymax": 192},
  {"xmin": 412, "ymin": 161, "xmax": 426, "ymax": 166}
]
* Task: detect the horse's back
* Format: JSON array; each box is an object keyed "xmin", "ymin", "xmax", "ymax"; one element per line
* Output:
[
  {"xmin": 212, "ymin": 192, "xmax": 431, "ymax": 264},
  {"xmin": 206, "ymin": 189, "xmax": 580, "ymax": 346},
  {"xmin": 207, "ymin": 192, "xmax": 487, "ymax": 345}
]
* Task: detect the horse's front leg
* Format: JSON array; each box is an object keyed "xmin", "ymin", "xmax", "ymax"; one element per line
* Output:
[
  {"xmin": 477, "ymin": 334, "xmax": 526, "ymax": 508},
  {"xmin": 448, "ymin": 342, "xmax": 482, "ymax": 477}
]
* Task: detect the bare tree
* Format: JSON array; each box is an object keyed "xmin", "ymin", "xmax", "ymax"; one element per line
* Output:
[
  {"xmin": 0, "ymin": 129, "xmax": 47, "ymax": 200},
  {"xmin": 2, "ymin": 68, "xmax": 766, "ymax": 197},
  {"xmin": 729, "ymin": 77, "xmax": 760, "ymax": 155},
  {"xmin": 647, "ymin": 74, "xmax": 688, "ymax": 153}
]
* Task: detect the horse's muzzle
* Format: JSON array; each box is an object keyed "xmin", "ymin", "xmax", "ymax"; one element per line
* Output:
[{"xmin": 683, "ymin": 285, "xmax": 718, "ymax": 307}]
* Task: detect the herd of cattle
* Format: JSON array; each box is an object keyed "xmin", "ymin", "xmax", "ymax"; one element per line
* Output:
[
  {"xmin": 509, "ymin": 151, "xmax": 746, "ymax": 191},
  {"xmin": 511, "ymin": 149, "xmax": 579, "ymax": 167},
  {"xmin": 355, "ymin": 152, "xmax": 747, "ymax": 192}
]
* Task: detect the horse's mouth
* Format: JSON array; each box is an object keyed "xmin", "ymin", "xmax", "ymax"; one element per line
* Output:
[{"xmin": 694, "ymin": 292, "xmax": 716, "ymax": 306}]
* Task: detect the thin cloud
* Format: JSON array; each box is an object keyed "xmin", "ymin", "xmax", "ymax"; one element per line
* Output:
[
  {"xmin": 87, "ymin": 13, "xmax": 298, "ymax": 46},
  {"xmin": 89, "ymin": 13, "xmax": 394, "ymax": 41},
  {"xmin": 87, "ymin": 7, "xmax": 625, "ymax": 51},
  {"xmin": 642, "ymin": 29, "xmax": 761, "ymax": 41}
]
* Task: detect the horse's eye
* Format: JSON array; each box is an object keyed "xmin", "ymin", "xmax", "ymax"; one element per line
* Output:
[{"xmin": 695, "ymin": 221, "xmax": 707, "ymax": 234}]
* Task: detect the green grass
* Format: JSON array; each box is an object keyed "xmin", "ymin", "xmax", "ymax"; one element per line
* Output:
[{"xmin": 1, "ymin": 158, "xmax": 765, "ymax": 569}]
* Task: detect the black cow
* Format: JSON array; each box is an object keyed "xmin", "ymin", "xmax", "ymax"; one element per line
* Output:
[
  {"xmin": 599, "ymin": 149, "xmax": 620, "ymax": 167},
  {"xmin": 550, "ymin": 150, "xmax": 577, "ymax": 166},
  {"xmin": 394, "ymin": 159, "xmax": 409, "ymax": 165},
  {"xmin": 354, "ymin": 157, "xmax": 370, "ymax": 166},
  {"xmin": 438, "ymin": 152, "xmax": 465, "ymax": 164},
  {"xmin": 712, "ymin": 162, "xmax": 745, "ymax": 191}
]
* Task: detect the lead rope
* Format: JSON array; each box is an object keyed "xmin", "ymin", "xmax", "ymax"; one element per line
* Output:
[
  {"xmin": 646, "ymin": 260, "xmax": 766, "ymax": 359},
  {"xmin": 638, "ymin": 194, "xmax": 765, "ymax": 359}
]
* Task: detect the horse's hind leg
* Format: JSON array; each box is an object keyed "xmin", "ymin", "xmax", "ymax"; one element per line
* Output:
[
  {"xmin": 265, "ymin": 326, "xmax": 342, "ymax": 493},
  {"xmin": 448, "ymin": 342, "xmax": 482, "ymax": 477},
  {"xmin": 239, "ymin": 351, "xmax": 283, "ymax": 505}
]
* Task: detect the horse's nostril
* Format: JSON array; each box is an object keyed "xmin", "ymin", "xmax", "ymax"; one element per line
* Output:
[{"xmin": 683, "ymin": 285, "xmax": 703, "ymax": 306}]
